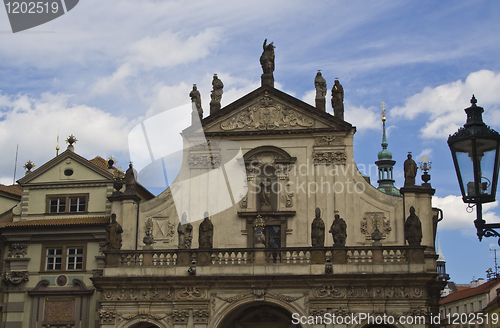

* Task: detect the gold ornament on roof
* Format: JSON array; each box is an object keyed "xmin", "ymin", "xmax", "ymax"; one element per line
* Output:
[
  {"xmin": 65, "ymin": 134, "xmax": 77, "ymax": 145},
  {"xmin": 23, "ymin": 160, "xmax": 35, "ymax": 172},
  {"xmin": 381, "ymin": 101, "xmax": 386, "ymax": 122}
]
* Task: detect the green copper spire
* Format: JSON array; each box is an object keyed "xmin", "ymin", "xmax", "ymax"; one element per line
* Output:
[{"xmin": 375, "ymin": 102, "xmax": 400, "ymax": 196}]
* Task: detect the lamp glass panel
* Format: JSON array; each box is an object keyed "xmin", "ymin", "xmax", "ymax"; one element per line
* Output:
[
  {"xmin": 476, "ymin": 139, "xmax": 497, "ymax": 195},
  {"xmin": 452, "ymin": 139, "xmax": 476, "ymax": 197}
]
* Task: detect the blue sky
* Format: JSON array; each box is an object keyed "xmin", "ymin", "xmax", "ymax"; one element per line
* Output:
[{"xmin": 1, "ymin": 0, "xmax": 500, "ymax": 283}]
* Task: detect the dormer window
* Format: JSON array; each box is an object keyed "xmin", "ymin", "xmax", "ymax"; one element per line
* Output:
[{"xmin": 46, "ymin": 194, "xmax": 88, "ymax": 214}]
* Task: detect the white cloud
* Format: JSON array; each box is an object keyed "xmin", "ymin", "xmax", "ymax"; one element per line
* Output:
[
  {"xmin": 344, "ymin": 105, "xmax": 380, "ymax": 131},
  {"xmin": 433, "ymin": 195, "xmax": 500, "ymax": 231},
  {"xmin": 390, "ymin": 70, "xmax": 500, "ymax": 139},
  {"xmin": 0, "ymin": 92, "xmax": 131, "ymax": 182}
]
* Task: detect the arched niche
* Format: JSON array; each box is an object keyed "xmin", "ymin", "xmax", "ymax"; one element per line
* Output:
[{"xmin": 216, "ymin": 301, "xmax": 302, "ymax": 328}]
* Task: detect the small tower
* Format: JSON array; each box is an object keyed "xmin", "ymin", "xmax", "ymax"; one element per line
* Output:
[
  {"xmin": 436, "ymin": 233, "xmax": 448, "ymax": 280},
  {"xmin": 375, "ymin": 102, "xmax": 400, "ymax": 196}
]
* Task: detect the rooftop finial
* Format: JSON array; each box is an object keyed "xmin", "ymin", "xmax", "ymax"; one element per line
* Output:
[
  {"xmin": 56, "ymin": 130, "xmax": 60, "ymax": 156},
  {"xmin": 381, "ymin": 101, "xmax": 386, "ymax": 122},
  {"xmin": 23, "ymin": 160, "xmax": 35, "ymax": 174},
  {"xmin": 381, "ymin": 102, "xmax": 388, "ymax": 150},
  {"xmin": 65, "ymin": 134, "xmax": 77, "ymax": 152},
  {"xmin": 471, "ymin": 94, "xmax": 477, "ymax": 106}
]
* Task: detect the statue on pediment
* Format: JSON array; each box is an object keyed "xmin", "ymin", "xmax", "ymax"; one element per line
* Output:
[
  {"xmin": 189, "ymin": 84, "xmax": 203, "ymax": 120},
  {"xmin": 405, "ymin": 206, "xmax": 422, "ymax": 246},
  {"xmin": 311, "ymin": 208, "xmax": 325, "ymax": 247},
  {"xmin": 259, "ymin": 178, "xmax": 272, "ymax": 210},
  {"xmin": 210, "ymin": 74, "xmax": 224, "ymax": 105},
  {"xmin": 260, "ymin": 39, "xmax": 275, "ymax": 74},
  {"xmin": 124, "ymin": 163, "xmax": 137, "ymax": 195},
  {"xmin": 107, "ymin": 214, "xmax": 123, "ymax": 250},
  {"xmin": 199, "ymin": 212, "xmax": 214, "ymax": 249},
  {"xmin": 331, "ymin": 79, "xmax": 344, "ymax": 120},
  {"xmin": 315, "ymin": 71, "xmax": 327, "ymax": 99},
  {"xmin": 330, "ymin": 213, "xmax": 347, "ymax": 246},
  {"xmin": 404, "ymin": 153, "xmax": 418, "ymax": 186},
  {"xmin": 178, "ymin": 212, "xmax": 193, "ymax": 249}
]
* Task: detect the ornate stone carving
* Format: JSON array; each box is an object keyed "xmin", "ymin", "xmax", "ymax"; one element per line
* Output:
[
  {"xmin": 190, "ymin": 139, "xmax": 219, "ymax": 150},
  {"xmin": 240, "ymin": 195, "xmax": 248, "ymax": 208},
  {"xmin": 405, "ymin": 206, "xmax": 422, "ymax": 246},
  {"xmin": 260, "ymin": 39, "xmax": 275, "ymax": 74},
  {"xmin": 313, "ymin": 151, "xmax": 347, "ymax": 165},
  {"xmin": 314, "ymin": 135, "xmax": 342, "ymax": 145},
  {"xmin": 313, "ymin": 285, "xmax": 345, "ymax": 298},
  {"xmin": 121, "ymin": 310, "xmax": 167, "ymax": 322},
  {"xmin": 176, "ymin": 287, "xmax": 206, "ymax": 300},
  {"xmin": 360, "ymin": 212, "xmax": 391, "ymax": 240},
  {"xmin": 267, "ymin": 292, "xmax": 305, "ymax": 303},
  {"xmin": 284, "ymin": 189, "xmax": 294, "ymax": 208},
  {"xmin": 99, "ymin": 308, "xmax": 116, "ymax": 324},
  {"xmin": 153, "ymin": 217, "xmax": 175, "ymax": 244},
  {"xmin": 172, "ymin": 309, "xmax": 189, "ymax": 323},
  {"xmin": 220, "ymin": 101, "xmax": 314, "ymax": 131},
  {"xmin": 188, "ymin": 154, "xmax": 221, "ymax": 168},
  {"xmin": 315, "ymin": 71, "xmax": 327, "ymax": 99},
  {"xmin": 3, "ymin": 271, "xmax": 29, "ymax": 286},
  {"xmin": 253, "ymin": 289, "xmax": 266, "ymax": 301},
  {"xmin": 213, "ymin": 293, "xmax": 252, "ymax": 303},
  {"xmin": 309, "ymin": 307, "xmax": 326, "ymax": 316},
  {"xmin": 8, "ymin": 243, "xmax": 27, "ymax": 257},
  {"xmin": 193, "ymin": 308, "xmax": 209, "ymax": 323},
  {"xmin": 190, "ymin": 84, "xmax": 203, "ymax": 120}
]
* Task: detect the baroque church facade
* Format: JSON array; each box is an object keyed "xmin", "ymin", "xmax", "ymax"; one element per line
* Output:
[{"xmin": 0, "ymin": 43, "xmax": 445, "ymax": 328}]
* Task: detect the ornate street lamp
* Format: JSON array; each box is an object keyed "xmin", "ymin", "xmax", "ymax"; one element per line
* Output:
[{"xmin": 448, "ymin": 96, "xmax": 500, "ymax": 243}]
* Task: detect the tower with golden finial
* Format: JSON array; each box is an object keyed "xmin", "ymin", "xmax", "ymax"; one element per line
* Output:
[{"xmin": 375, "ymin": 101, "xmax": 400, "ymax": 196}]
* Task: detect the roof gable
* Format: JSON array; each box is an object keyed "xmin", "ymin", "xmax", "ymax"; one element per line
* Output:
[
  {"xmin": 17, "ymin": 150, "xmax": 113, "ymax": 185},
  {"xmin": 185, "ymin": 85, "xmax": 353, "ymax": 136}
]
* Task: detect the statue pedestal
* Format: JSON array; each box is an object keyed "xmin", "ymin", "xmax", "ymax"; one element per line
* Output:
[
  {"xmin": 261, "ymin": 73, "xmax": 274, "ymax": 87},
  {"xmin": 315, "ymin": 98, "xmax": 326, "ymax": 112},
  {"xmin": 332, "ymin": 248, "xmax": 347, "ymax": 264},
  {"xmin": 210, "ymin": 102, "xmax": 221, "ymax": 115}
]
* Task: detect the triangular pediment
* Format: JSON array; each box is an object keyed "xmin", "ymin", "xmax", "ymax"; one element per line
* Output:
[
  {"xmin": 17, "ymin": 150, "xmax": 113, "ymax": 185},
  {"xmin": 186, "ymin": 85, "xmax": 353, "ymax": 136}
]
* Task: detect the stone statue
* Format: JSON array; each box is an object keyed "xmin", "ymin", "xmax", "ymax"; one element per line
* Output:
[
  {"xmin": 311, "ymin": 207, "xmax": 325, "ymax": 247},
  {"xmin": 210, "ymin": 74, "xmax": 224, "ymax": 106},
  {"xmin": 315, "ymin": 71, "xmax": 327, "ymax": 99},
  {"xmin": 329, "ymin": 213, "xmax": 347, "ymax": 246},
  {"xmin": 259, "ymin": 179, "xmax": 272, "ymax": 210},
  {"xmin": 178, "ymin": 212, "xmax": 193, "ymax": 249},
  {"xmin": 404, "ymin": 153, "xmax": 418, "ymax": 186},
  {"xmin": 106, "ymin": 213, "xmax": 123, "ymax": 250},
  {"xmin": 260, "ymin": 39, "xmax": 275, "ymax": 74},
  {"xmin": 405, "ymin": 206, "xmax": 422, "ymax": 246},
  {"xmin": 331, "ymin": 79, "xmax": 344, "ymax": 120},
  {"xmin": 124, "ymin": 163, "xmax": 136, "ymax": 194},
  {"xmin": 189, "ymin": 84, "xmax": 203, "ymax": 120},
  {"xmin": 199, "ymin": 211, "xmax": 214, "ymax": 249}
]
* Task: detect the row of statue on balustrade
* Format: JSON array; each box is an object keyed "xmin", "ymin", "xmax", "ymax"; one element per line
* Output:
[{"xmin": 104, "ymin": 206, "xmax": 422, "ymax": 251}]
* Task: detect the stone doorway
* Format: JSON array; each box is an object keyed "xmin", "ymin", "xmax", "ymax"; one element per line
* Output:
[{"xmin": 218, "ymin": 302, "xmax": 300, "ymax": 328}]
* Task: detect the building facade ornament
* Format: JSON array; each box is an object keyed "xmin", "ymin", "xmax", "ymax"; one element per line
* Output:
[
  {"xmin": 313, "ymin": 151, "xmax": 347, "ymax": 165},
  {"xmin": 188, "ymin": 154, "xmax": 221, "ymax": 168},
  {"xmin": 2, "ymin": 271, "xmax": 29, "ymax": 286},
  {"xmin": 8, "ymin": 242, "xmax": 27, "ymax": 257},
  {"xmin": 99, "ymin": 308, "xmax": 116, "ymax": 324},
  {"xmin": 314, "ymin": 135, "xmax": 342, "ymax": 145},
  {"xmin": 360, "ymin": 212, "xmax": 391, "ymax": 240}
]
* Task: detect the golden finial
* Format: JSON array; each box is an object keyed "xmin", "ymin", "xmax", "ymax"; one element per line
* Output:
[
  {"xmin": 23, "ymin": 160, "xmax": 35, "ymax": 172},
  {"xmin": 65, "ymin": 134, "xmax": 77, "ymax": 145},
  {"xmin": 381, "ymin": 101, "xmax": 386, "ymax": 122}
]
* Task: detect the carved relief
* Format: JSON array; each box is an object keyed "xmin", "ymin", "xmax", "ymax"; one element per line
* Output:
[
  {"xmin": 172, "ymin": 309, "xmax": 189, "ymax": 323},
  {"xmin": 314, "ymin": 135, "xmax": 342, "ymax": 145},
  {"xmin": 176, "ymin": 287, "xmax": 206, "ymax": 300},
  {"xmin": 240, "ymin": 195, "xmax": 248, "ymax": 209},
  {"xmin": 2, "ymin": 271, "xmax": 29, "ymax": 286},
  {"xmin": 312, "ymin": 285, "xmax": 424, "ymax": 299},
  {"xmin": 8, "ymin": 243, "xmax": 27, "ymax": 257},
  {"xmin": 188, "ymin": 154, "xmax": 221, "ymax": 168},
  {"xmin": 220, "ymin": 98, "xmax": 314, "ymax": 131},
  {"xmin": 253, "ymin": 289, "xmax": 266, "ymax": 301},
  {"xmin": 152, "ymin": 217, "xmax": 175, "ymax": 243},
  {"xmin": 105, "ymin": 287, "xmax": 174, "ymax": 301},
  {"xmin": 360, "ymin": 212, "xmax": 391, "ymax": 240},
  {"xmin": 267, "ymin": 292, "xmax": 305, "ymax": 303},
  {"xmin": 99, "ymin": 308, "xmax": 116, "ymax": 324},
  {"xmin": 213, "ymin": 293, "xmax": 252, "ymax": 303},
  {"xmin": 193, "ymin": 308, "xmax": 209, "ymax": 323},
  {"xmin": 285, "ymin": 188, "xmax": 294, "ymax": 208},
  {"xmin": 313, "ymin": 151, "xmax": 347, "ymax": 165},
  {"xmin": 120, "ymin": 310, "xmax": 168, "ymax": 322}
]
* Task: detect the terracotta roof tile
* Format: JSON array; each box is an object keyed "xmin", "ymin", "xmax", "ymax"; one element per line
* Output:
[
  {"xmin": 90, "ymin": 156, "xmax": 124, "ymax": 177},
  {"xmin": 5, "ymin": 216, "xmax": 110, "ymax": 228},
  {"xmin": 0, "ymin": 184, "xmax": 22, "ymax": 197},
  {"xmin": 440, "ymin": 279, "xmax": 500, "ymax": 304},
  {"xmin": 0, "ymin": 211, "xmax": 14, "ymax": 228}
]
